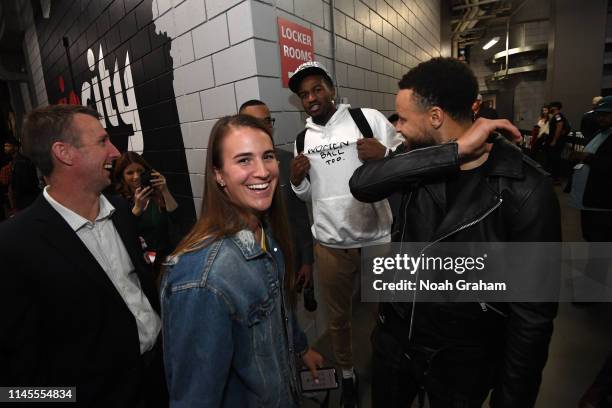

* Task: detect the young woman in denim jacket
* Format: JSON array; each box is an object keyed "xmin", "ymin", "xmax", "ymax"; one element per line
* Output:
[{"xmin": 161, "ymin": 115, "xmax": 323, "ymax": 407}]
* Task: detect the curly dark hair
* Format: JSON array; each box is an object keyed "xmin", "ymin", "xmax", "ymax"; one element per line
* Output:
[{"xmin": 398, "ymin": 57, "xmax": 478, "ymax": 122}]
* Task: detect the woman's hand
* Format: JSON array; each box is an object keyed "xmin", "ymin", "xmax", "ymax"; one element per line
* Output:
[
  {"xmin": 150, "ymin": 170, "xmax": 168, "ymax": 193},
  {"xmin": 150, "ymin": 169, "xmax": 179, "ymax": 212},
  {"xmin": 132, "ymin": 186, "xmax": 153, "ymax": 216},
  {"xmin": 301, "ymin": 348, "xmax": 324, "ymax": 382}
]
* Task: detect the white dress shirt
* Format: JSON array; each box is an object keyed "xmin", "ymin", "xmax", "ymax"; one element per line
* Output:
[{"xmin": 43, "ymin": 187, "xmax": 161, "ymax": 354}]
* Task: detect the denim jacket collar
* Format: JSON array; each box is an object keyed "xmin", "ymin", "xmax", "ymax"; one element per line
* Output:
[{"xmin": 229, "ymin": 225, "xmax": 275, "ymax": 260}]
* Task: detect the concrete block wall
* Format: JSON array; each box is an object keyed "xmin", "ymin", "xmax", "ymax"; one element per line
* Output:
[
  {"xmin": 327, "ymin": 0, "xmax": 442, "ymax": 118},
  {"xmin": 152, "ymin": 0, "xmax": 240, "ymax": 216}
]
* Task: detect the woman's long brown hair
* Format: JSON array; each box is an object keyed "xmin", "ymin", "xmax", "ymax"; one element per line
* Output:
[{"xmin": 170, "ymin": 115, "xmax": 297, "ymax": 306}]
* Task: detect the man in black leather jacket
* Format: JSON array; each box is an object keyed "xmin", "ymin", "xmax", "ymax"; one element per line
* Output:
[{"xmin": 350, "ymin": 57, "xmax": 561, "ymax": 408}]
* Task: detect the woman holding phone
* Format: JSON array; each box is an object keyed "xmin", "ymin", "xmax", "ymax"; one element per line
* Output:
[
  {"xmin": 114, "ymin": 151, "xmax": 179, "ymax": 276},
  {"xmin": 161, "ymin": 115, "xmax": 323, "ymax": 407}
]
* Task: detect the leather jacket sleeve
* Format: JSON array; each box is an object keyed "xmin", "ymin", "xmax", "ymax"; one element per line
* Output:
[
  {"xmin": 349, "ymin": 143, "xmax": 460, "ymax": 202},
  {"xmin": 491, "ymin": 174, "xmax": 561, "ymax": 408}
]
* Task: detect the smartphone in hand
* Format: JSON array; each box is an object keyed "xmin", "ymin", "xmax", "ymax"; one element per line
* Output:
[{"xmin": 300, "ymin": 367, "xmax": 339, "ymax": 392}]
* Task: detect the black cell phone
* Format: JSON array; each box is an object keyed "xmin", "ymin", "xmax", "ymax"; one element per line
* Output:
[
  {"xmin": 300, "ymin": 367, "xmax": 339, "ymax": 392},
  {"xmin": 140, "ymin": 170, "xmax": 153, "ymax": 188}
]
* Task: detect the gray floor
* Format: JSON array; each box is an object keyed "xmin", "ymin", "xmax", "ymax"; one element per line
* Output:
[{"xmin": 304, "ymin": 186, "xmax": 612, "ymax": 408}]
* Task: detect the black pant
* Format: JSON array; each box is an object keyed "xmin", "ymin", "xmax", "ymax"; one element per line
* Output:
[
  {"xmin": 371, "ymin": 309, "xmax": 495, "ymax": 408},
  {"xmin": 141, "ymin": 338, "xmax": 169, "ymax": 408},
  {"xmin": 545, "ymin": 142, "xmax": 565, "ymax": 179}
]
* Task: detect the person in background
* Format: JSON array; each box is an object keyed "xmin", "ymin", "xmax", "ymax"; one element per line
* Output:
[
  {"xmin": 238, "ymin": 99, "xmax": 316, "ymax": 312},
  {"xmin": 569, "ymin": 95, "xmax": 612, "ymax": 290},
  {"xmin": 531, "ymin": 105, "xmax": 550, "ymax": 152},
  {"xmin": 580, "ymin": 96, "xmax": 604, "ymax": 142},
  {"xmin": 472, "ymin": 93, "xmax": 499, "ymax": 120},
  {"xmin": 161, "ymin": 115, "xmax": 323, "ymax": 408},
  {"xmin": 0, "ymin": 136, "xmax": 41, "ymax": 216},
  {"xmin": 547, "ymin": 101, "xmax": 571, "ymax": 183},
  {"xmin": 114, "ymin": 151, "xmax": 179, "ymax": 280},
  {"xmin": 571, "ymin": 95, "xmax": 612, "ymax": 408},
  {"xmin": 573, "ymin": 97, "xmax": 612, "ymax": 226}
]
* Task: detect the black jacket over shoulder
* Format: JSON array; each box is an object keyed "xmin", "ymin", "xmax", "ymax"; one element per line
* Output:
[
  {"xmin": 350, "ymin": 136, "xmax": 561, "ymax": 408},
  {"xmin": 0, "ymin": 194, "xmax": 163, "ymax": 408}
]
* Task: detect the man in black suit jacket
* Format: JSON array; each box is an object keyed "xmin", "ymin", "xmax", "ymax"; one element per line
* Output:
[{"xmin": 0, "ymin": 105, "xmax": 167, "ymax": 408}]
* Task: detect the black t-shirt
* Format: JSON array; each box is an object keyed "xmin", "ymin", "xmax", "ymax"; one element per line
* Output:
[{"xmin": 445, "ymin": 165, "xmax": 486, "ymax": 212}]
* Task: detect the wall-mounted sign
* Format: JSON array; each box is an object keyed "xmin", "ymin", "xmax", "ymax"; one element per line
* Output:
[{"xmin": 277, "ymin": 17, "xmax": 314, "ymax": 87}]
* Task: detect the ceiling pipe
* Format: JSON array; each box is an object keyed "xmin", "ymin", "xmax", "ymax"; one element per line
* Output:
[
  {"xmin": 452, "ymin": 0, "xmax": 482, "ymax": 57},
  {"xmin": 453, "ymin": 0, "xmax": 502, "ymax": 11},
  {"xmin": 451, "ymin": 8, "xmax": 513, "ymax": 24},
  {"xmin": 453, "ymin": 0, "xmax": 504, "ymax": 11}
]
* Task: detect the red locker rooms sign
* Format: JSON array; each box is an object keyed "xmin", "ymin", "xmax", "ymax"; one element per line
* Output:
[{"xmin": 277, "ymin": 18, "xmax": 314, "ymax": 87}]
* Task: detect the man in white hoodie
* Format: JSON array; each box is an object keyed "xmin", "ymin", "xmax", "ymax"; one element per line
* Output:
[{"xmin": 288, "ymin": 61, "xmax": 401, "ymax": 407}]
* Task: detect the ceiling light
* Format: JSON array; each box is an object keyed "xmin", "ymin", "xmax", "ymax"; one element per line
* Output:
[{"xmin": 482, "ymin": 37, "xmax": 500, "ymax": 50}]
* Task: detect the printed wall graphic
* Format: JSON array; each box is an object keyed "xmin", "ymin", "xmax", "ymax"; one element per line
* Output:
[
  {"xmin": 35, "ymin": 0, "xmax": 196, "ymax": 228},
  {"xmin": 277, "ymin": 17, "xmax": 314, "ymax": 87}
]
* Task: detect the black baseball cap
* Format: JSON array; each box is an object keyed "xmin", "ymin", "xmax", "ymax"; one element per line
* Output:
[
  {"xmin": 593, "ymin": 95, "xmax": 612, "ymax": 114},
  {"xmin": 288, "ymin": 61, "xmax": 334, "ymax": 93}
]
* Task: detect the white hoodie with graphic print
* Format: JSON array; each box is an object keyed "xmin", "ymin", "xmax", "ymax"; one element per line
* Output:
[{"xmin": 292, "ymin": 104, "xmax": 403, "ymax": 248}]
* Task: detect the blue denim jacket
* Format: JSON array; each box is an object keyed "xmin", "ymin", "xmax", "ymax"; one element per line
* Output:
[{"xmin": 160, "ymin": 228, "xmax": 308, "ymax": 408}]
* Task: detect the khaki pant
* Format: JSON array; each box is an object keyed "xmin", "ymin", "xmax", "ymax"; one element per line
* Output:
[{"xmin": 315, "ymin": 243, "xmax": 361, "ymax": 369}]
